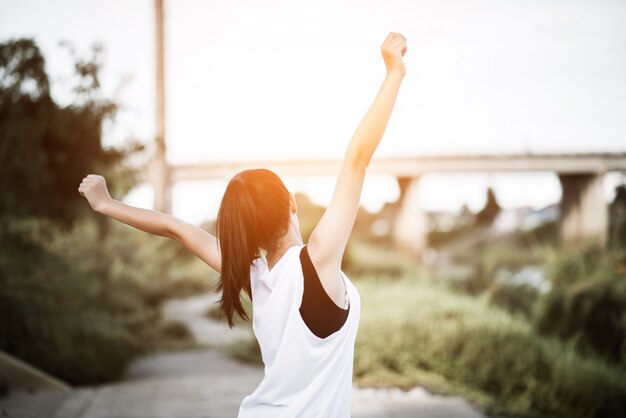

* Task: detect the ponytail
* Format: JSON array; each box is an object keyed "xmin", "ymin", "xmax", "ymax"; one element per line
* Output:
[
  {"xmin": 216, "ymin": 177, "xmax": 257, "ymax": 327},
  {"xmin": 216, "ymin": 169, "xmax": 291, "ymax": 327}
]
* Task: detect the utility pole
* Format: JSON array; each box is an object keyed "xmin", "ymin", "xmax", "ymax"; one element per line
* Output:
[{"xmin": 153, "ymin": 0, "xmax": 171, "ymax": 213}]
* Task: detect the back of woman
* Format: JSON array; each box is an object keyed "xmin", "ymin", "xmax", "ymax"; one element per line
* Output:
[{"xmin": 239, "ymin": 245, "xmax": 361, "ymax": 417}]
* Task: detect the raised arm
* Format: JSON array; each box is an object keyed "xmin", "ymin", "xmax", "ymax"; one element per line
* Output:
[
  {"xmin": 78, "ymin": 175, "xmax": 221, "ymax": 272},
  {"xmin": 307, "ymin": 32, "xmax": 407, "ymax": 303}
]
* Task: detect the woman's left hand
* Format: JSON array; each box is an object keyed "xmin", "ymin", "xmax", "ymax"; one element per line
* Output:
[{"xmin": 381, "ymin": 32, "xmax": 407, "ymax": 77}]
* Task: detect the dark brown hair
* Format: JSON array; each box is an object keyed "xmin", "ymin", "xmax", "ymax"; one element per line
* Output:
[{"xmin": 216, "ymin": 169, "xmax": 291, "ymax": 327}]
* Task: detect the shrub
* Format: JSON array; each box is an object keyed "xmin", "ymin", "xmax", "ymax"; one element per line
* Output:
[
  {"xmin": 0, "ymin": 216, "xmax": 207, "ymax": 385},
  {"xmin": 448, "ymin": 261, "xmax": 494, "ymax": 295},
  {"xmin": 341, "ymin": 240, "xmax": 416, "ymax": 279},
  {"xmin": 489, "ymin": 282, "xmax": 539, "ymax": 317},
  {"xmin": 0, "ymin": 37, "xmax": 206, "ymax": 387},
  {"xmin": 0, "ymin": 218, "xmax": 147, "ymax": 384},
  {"xmin": 157, "ymin": 321, "xmax": 195, "ymax": 345},
  {"xmin": 534, "ymin": 247, "xmax": 626, "ymax": 366},
  {"xmin": 0, "ymin": 39, "xmax": 138, "ymax": 227},
  {"xmin": 354, "ymin": 277, "xmax": 626, "ymax": 418}
]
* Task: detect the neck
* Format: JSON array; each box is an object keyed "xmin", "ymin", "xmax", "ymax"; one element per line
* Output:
[{"xmin": 266, "ymin": 218, "xmax": 303, "ymax": 269}]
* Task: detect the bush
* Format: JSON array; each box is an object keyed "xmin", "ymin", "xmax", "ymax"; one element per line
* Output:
[
  {"xmin": 159, "ymin": 321, "xmax": 192, "ymax": 340},
  {"xmin": 448, "ymin": 261, "xmax": 494, "ymax": 296},
  {"xmin": 427, "ymin": 223, "xmax": 475, "ymax": 248},
  {"xmin": 0, "ymin": 218, "xmax": 145, "ymax": 384},
  {"xmin": 341, "ymin": 240, "xmax": 416, "ymax": 279},
  {"xmin": 0, "ymin": 37, "xmax": 208, "ymax": 387},
  {"xmin": 354, "ymin": 276, "xmax": 626, "ymax": 418},
  {"xmin": 535, "ymin": 249, "xmax": 626, "ymax": 366},
  {"xmin": 0, "ymin": 39, "xmax": 139, "ymax": 227},
  {"xmin": 489, "ymin": 282, "xmax": 539, "ymax": 317},
  {"xmin": 0, "ymin": 216, "xmax": 209, "ymax": 385}
]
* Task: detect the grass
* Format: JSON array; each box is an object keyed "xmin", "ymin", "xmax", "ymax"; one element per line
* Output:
[{"xmin": 353, "ymin": 273, "xmax": 626, "ymax": 418}]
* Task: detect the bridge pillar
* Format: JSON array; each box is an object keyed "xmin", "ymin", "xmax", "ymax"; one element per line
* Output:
[
  {"xmin": 558, "ymin": 173, "xmax": 608, "ymax": 248},
  {"xmin": 392, "ymin": 176, "xmax": 428, "ymax": 257}
]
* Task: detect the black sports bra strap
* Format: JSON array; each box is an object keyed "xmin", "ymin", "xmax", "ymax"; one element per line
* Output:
[{"xmin": 298, "ymin": 244, "xmax": 349, "ymax": 339}]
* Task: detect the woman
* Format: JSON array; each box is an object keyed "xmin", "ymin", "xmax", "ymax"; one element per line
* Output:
[{"xmin": 78, "ymin": 31, "xmax": 407, "ymax": 417}]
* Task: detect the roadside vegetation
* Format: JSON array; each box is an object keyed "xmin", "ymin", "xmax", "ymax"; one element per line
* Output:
[
  {"xmin": 0, "ymin": 39, "xmax": 211, "ymax": 387},
  {"xmin": 352, "ymin": 245, "xmax": 626, "ymax": 418}
]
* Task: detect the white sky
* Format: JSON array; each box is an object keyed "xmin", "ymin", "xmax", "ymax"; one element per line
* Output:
[{"xmin": 2, "ymin": 0, "xmax": 625, "ymax": 223}]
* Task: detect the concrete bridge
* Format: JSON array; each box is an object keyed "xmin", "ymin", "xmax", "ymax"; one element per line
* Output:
[{"xmin": 148, "ymin": 153, "xmax": 626, "ymax": 255}]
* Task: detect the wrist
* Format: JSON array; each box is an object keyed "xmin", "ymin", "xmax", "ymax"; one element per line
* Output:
[
  {"xmin": 385, "ymin": 70, "xmax": 405, "ymax": 82},
  {"xmin": 96, "ymin": 197, "xmax": 115, "ymax": 215}
]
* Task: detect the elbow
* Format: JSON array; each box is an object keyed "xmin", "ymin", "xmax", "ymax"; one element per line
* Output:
[
  {"xmin": 164, "ymin": 220, "xmax": 182, "ymax": 242},
  {"xmin": 345, "ymin": 148, "xmax": 372, "ymax": 171}
]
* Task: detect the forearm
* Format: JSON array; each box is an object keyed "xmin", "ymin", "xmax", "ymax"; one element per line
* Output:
[
  {"xmin": 98, "ymin": 199, "xmax": 175, "ymax": 239},
  {"xmin": 345, "ymin": 72, "xmax": 404, "ymax": 166}
]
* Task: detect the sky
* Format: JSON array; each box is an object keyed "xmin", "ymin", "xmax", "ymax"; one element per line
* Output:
[{"xmin": 1, "ymin": 0, "xmax": 625, "ymax": 223}]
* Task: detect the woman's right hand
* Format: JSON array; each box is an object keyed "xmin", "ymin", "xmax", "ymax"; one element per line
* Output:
[
  {"xmin": 78, "ymin": 174, "xmax": 112, "ymax": 213},
  {"xmin": 381, "ymin": 32, "xmax": 407, "ymax": 77}
]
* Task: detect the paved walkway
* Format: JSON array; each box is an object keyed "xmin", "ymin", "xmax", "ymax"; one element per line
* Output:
[{"xmin": 0, "ymin": 293, "xmax": 485, "ymax": 418}]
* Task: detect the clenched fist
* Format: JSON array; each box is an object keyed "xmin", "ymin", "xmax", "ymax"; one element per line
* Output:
[
  {"xmin": 78, "ymin": 174, "xmax": 112, "ymax": 213},
  {"xmin": 381, "ymin": 32, "xmax": 407, "ymax": 77}
]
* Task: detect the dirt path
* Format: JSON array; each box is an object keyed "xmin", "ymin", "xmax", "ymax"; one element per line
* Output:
[{"xmin": 1, "ymin": 292, "xmax": 485, "ymax": 418}]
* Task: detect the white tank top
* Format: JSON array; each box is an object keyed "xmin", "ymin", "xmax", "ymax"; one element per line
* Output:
[{"xmin": 238, "ymin": 244, "xmax": 361, "ymax": 418}]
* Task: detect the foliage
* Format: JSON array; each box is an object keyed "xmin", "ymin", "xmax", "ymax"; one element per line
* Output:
[
  {"xmin": 341, "ymin": 240, "xmax": 415, "ymax": 279},
  {"xmin": 0, "ymin": 38, "xmax": 142, "ymax": 227},
  {"xmin": 0, "ymin": 38, "xmax": 208, "ymax": 387},
  {"xmin": 475, "ymin": 187, "xmax": 501, "ymax": 226},
  {"xmin": 443, "ymin": 222, "xmax": 555, "ymax": 299},
  {"xmin": 0, "ymin": 217, "xmax": 146, "ymax": 384},
  {"xmin": 0, "ymin": 216, "xmax": 205, "ymax": 385},
  {"xmin": 427, "ymin": 222, "xmax": 475, "ymax": 248},
  {"xmin": 535, "ymin": 247, "xmax": 626, "ymax": 366},
  {"xmin": 520, "ymin": 220, "xmax": 558, "ymax": 247},
  {"xmin": 354, "ymin": 276, "xmax": 626, "ymax": 418},
  {"xmin": 488, "ymin": 281, "xmax": 539, "ymax": 318},
  {"xmin": 427, "ymin": 205, "xmax": 476, "ymax": 248},
  {"xmin": 448, "ymin": 260, "xmax": 495, "ymax": 295},
  {"xmin": 160, "ymin": 321, "xmax": 192, "ymax": 340}
]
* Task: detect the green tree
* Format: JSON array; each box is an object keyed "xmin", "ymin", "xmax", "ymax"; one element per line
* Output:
[
  {"xmin": 475, "ymin": 186, "xmax": 501, "ymax": 226},
  {"xmin": 0, "ymin": 39, "xmax": 156, "ymax": 386},
  {"xmin": 0, "ymin": 38, "xmax": 139, "ymax": 227}
]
